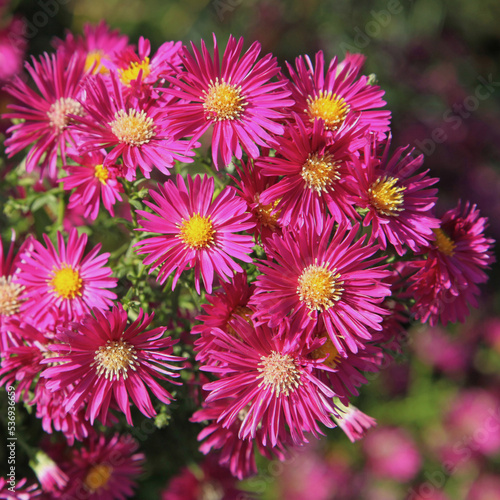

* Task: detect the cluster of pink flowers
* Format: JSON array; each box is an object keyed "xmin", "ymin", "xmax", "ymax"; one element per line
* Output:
[{"xmin": 0, "ymin": 19, "xmax": 495, "ymax": 497}]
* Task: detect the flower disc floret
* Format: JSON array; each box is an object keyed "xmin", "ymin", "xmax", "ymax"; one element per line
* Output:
[
  {"xmin": 119, "ymin": 57, "xmax": 151, "ymax": 85},
  {"xmin": 203, "ymin": 78, "xmax": 246, "ymax": 121},
  {"xmin": 0, "ymin": 276, "xmax": 24, "ymax": 316},
  {"xmin": 47, "ymin": 97, "xmax": 85, "ymax": 134},
  {"xmin": 257, "ymin": 351, "xmax": 302, "ymax": 397},
  {"xmin": 94, "ymin": 163, "xmax": 109, "ymax": 184},
  {"xmin": 179, "ymin": 214, "xmax": 216, "ymax": 250},
  {"xmin": 93, "ymin": 339, "xmax": 138, "ymax": 380},
  {"xmin": 110, "ymin": 108, "xmax": 156, "ymax": 146},
  {"xmin": 310, "ymin": 335, "xmax": 341, "ymax": 369},
  {"xmin": 297, "ymin": 262, "xmax": 344, "ymax": 312},
  {"xmin": 432, "ymin": 227, "xmax": 456, "ymax": 256},
  {"xmin": 301, "ymin": 152, "xmax": 340, "ymax": 193},
  {"xmin": 369, "ymin": 175, "xmax": 406, "ymax": 216},
  {"xmin": 49, "ymin": 264, "xmax": 82, "ymax": 299},
  {"xmin": 306, "ymin": 91, "xmax": 350, "ymax": 131},
  {"xmin": 84, "ymin": 464, "xmax": 113, "ymax": 493}
]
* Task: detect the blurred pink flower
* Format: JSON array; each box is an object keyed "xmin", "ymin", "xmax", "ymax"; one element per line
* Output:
[{"xmin": 363, "ymin": 427, "xmax": 421, "ymax": 481}]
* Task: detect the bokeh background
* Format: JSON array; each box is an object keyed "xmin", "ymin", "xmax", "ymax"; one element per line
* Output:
[{"xmin": 2, "ymin": 0, "xmax": 500, "ymax": 498}]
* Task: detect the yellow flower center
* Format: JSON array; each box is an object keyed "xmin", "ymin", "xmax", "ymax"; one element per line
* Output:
[
  {"xmin": 179, "ymin": 213, "xmax": 216, "ymax": 250},
  {"xmin": 297, "ymin": 261, "xmax": 344, "ymax": 312},
  {"xmin": 203, "ymin": 78, "xmax": 246, "ymax": 121},
  {"xmin": 368, "ymin": 176, "xmax": 406, "ymax": 216},
  {"xmin": 306, "ymin": 91, "xmax": 350, "ymax": 131},
  {"xmin": 301, "ymin": 152, "xmax": 340, "ymax": 193},
  {"xmin": 49, "ymin": 264, "xmax": 82, "ymax": 299},
  {"xmin": 94, "ymin": 164, "xmax": 109, "ymax": 184},
  {"xmin": 84, "ymin": 50, "xmax": 109, "ymax": 74},
  {"xmin": 311, "ymin": 334, "xmax": 341, "ymax": 369},
  {"xmin": 119, "ymin": 57, "xmax": 151, "ymax": 86},
  {"xmin": 0, "ymin": 276, "xmax": 24, "ymax": 316},
  {"xmin": 257, "ymin": 351, "xmax": 301, "ymax": 396},
  {"xmin": 255, "ymin": 195, "xmax": 280, "ymax": 230},
  {"xmin": 110, "ymin": 109, "xmax": 156, "ymax": 147},
  {"xmin": 83, "ymin": 464, "xmax": 113, "ymax": 493},
  {"xmin": 47, "ymin": 97, "xmax": 85, "ymax": 134},
  {"xmin": 433, "ymin": 228, "xmax": 456, "ymax": 256},
  {"xmin": 93, "ymin": 339, "xmax": 138, "ymax": 380}
]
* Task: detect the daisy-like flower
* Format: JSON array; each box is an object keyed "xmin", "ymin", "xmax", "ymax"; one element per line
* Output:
[
  {"xmin": 165, "ymin": 34, "xmax": 294, "ymax": 168},
  {"xmin": 73, "ymin": 72, "xmax": 195, "ymax": 180},
  {"xmin": 200, "ymin": 316, "xmax": 338, "ymax": 448},
  {"xmin": 256, "ymin": 115, "xmax": 361, "ymax": 233},
  {"xmin": 408, "ymin": 201, "xmax": 495, "ymax": 326},
  {"xmin": 285, "ymin": 50, "xmax": 390, "ymax": 140},
  {"xmin": 14, "ymin": 229, "xmax": 117, "ymax": 324},
  {"xmin": 3, "ymin": 51, "xmax": 86, "ymax": 179},
  {"xmin": 60, "ymin": 150, "xmax": 124, "ymax": 220},
  {"xmin": 251, "ymin": 218, "xmax": 391, "ymax": 355},
  {"xmin": 41, "ymin": 304, "xmax": 184, "ymax": 425},
  {"xmin": 58, "ymin": 433, "xmax": 144, "ymax": 500},
  {"xmin": 53, "ymin": 20, "xmax": 132, "ymax": 74},
  {"xmin": 30, "ymin": 450, "xmax": 68, "ymax": 494},
  {"xmin": 351, "ymin": 140, "xmax": 440, "ymax": 255},
  {"xmin": 135, "ymin": 174, "xmax": 255, "ymax": 294}
]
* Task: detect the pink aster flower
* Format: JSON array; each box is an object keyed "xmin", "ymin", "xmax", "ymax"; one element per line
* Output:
[
  {"xmin": 14, "ymin": 229, "xmax": 117, "ymax": 325},
  {"xmin": 60, "ymin": 150, "xmax": 124, "ymax": 220},
  {"xmin": 58, "ymin": 433, "xmax": 144, "ymax": 500},
  {"xmin": 53, "ymin": 20, "xmax": 132, "ymax": 74},
  {"xmin": 363, "ymin": 427, "xmax": 421, "ymax": 481},
  {"xmin": 30, "ymin": 450, "xmax": 68, "ymax": 494},
  {"xmin": 135, "ymin": 174, "xmax": 255, "ymax": 294},
  {"xmin": 408, "ymin": 201, "xmax": 495, "ymax": 325},
  {"xmin": 351, "ymin": 140, "xmax": 440, "ymax": 255},
  {"xmin": 285, "ymin": 50, "xmax": 391, "ymax": 140},
  {"xmin": 256, "ymin": 115, "xmax": 361, "ymax": 233},
  {"xmin": 200, "ymin": 316, "xmax": 338, "ymax": 448},
  {"xmin": 165, "ymin": 34, "xmax": 294, "ymax": 168},
  {"xmin": 41, "ymin": 304, "xmax": 184, "ymax": 425},
  {"xmin": 3, "ymin": 51, "xmax": 87, "ymax": 179},
  {"xmin": 73, "ymin": 72, "xmax": 195, "ymax": 180},
  {"xmin": 251, "ymin": 218, "xmax": 391, "ymax": 355}
]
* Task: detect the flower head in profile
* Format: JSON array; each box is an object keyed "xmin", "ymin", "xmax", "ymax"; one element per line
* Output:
[
  {"xmin": 4, "ymin": 51, "xmax": 86, "ymax": 179},
  {"xmin": 14, "ymin": 229, "xmax": 117, "ymax": 325},
  {"xmin": 60, "ymin": 150, "xmax": 124, "ymax": 220},
  {"xmin": 0, "ymin": 477, "xmax": 41, "ymax": 499},
  {"xmin": 73, "ymin": 72, "xmax": 195, "ymax": 180},
  {"xmin": 135, "ymin": 174, "xmax": 255, "ymax": 294},
  {"xmin": 42, "ymin": 304, "xmax": 185, "ymax": 425},
  {"xmin": 165, "ymin": 34, "xmax": 294, "ymax": 168},
  {"xmin": 408, "ymin": 201, "xmax": 495, "ymax": 325},
  {"xmin": 351, "ymin": 140, "xmax": 440, "ymax": 255},
  {"xmin": 58, "ymin": 433, "xmax": 144, "ymax": 500},
  {"xmin": 286, "ymin": 50, "xmax": 390, "ymax": 141},
  {"xmin": 252, "ymin": 218, "xmax": 391, "ymax": 355}
]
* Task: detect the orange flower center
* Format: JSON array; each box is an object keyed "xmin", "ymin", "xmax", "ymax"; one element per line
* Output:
[
  {"xmin": 257, "ymin": 351, "xmax": 301, "ymax": 396},
  {"xmin": 49, "ymin": 264, "xmax": 82, "ymax": 299},
  {"xmin": 119, "ymin": 57, "xmax": 151, "ymax": 85},
  {"xmin": 307, "ymin": 91, "xmax": 350, "ymax": 130},
  {"xmin": 179, "ymin": 213, "xmax": 216, "ymax": 249},
  {"xmin": 433, "ymin": 228, "xmax": 456, "ymax": 256},
  {"xmin": 0, "ymin": 276, "xmax": 24, "ymax": 316},
  {"xmin": 368, "ymin": 176, "xmax": 406, "ymax": 216},
  {"xmin": 301, "ymin": 152, "xmax": 340, "ymax": 193},
  {"xmin": 203, "ymin": 78, "xmax": 246, "ymax": 121},
  {"xmin": 93, "ymin": 339, "xmax": 138, "ymax": 380}
]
